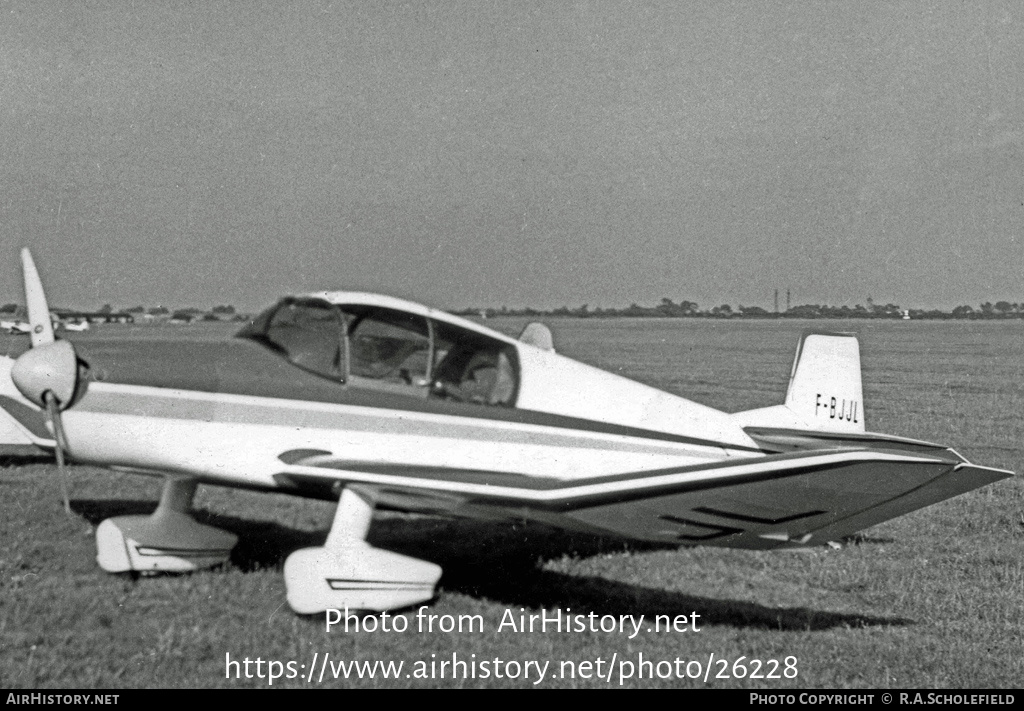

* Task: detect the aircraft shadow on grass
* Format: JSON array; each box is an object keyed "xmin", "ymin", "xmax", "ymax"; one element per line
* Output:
[
  {"xmin": 70, "ymin": 496, "xmax": 910, "ymax": 632},
  {"xmin": 0, "ymin": 454, "xmax": 58, "ymax": 467}
]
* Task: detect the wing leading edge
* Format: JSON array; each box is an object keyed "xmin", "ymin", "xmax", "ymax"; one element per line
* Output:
[{"xmin": 274, "ymin": 446, "xmax": 1011, "ymax": 548}]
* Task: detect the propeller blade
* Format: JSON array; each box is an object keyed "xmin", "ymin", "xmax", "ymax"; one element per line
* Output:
[
  {"xmin": 21, "ymin": 248, "xmax": 55, "ymax": 348},
  {"xmin": 44, "ymin": 391, "xmax": 72, "ymax": 515}
]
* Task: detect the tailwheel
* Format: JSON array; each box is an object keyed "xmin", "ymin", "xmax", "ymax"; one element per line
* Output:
[
  {"xmin": 95, "ymin": 478, "xmax": 237, "ymax": 573},
  {"xmin": 284, "ymin": 486, "xmax": 442, "ymax": 614}
]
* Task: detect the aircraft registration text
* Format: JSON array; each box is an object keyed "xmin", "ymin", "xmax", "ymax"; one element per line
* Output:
[{"xmin": 815, "ymin": 394, "xmax": 858, "ymax": 423}]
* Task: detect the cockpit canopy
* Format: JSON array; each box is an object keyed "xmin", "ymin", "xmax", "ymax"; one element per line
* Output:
[{"xmin": 237, "ymin": 297, "xmax": 519, "ymax": 406}]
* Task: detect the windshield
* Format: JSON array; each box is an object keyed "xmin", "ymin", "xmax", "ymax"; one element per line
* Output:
[{"xmin": 237, "ymin": 298, "xmax": 345, "ymax": 380}]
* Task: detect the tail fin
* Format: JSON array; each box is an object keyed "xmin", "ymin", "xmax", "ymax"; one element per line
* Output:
[
  {"xmin": 784, "ymin": 332, "xmax": 864, "ymax": 432},
  {"xmin": 734, "ymin": 332, "xmax": 865, "ymax": 433}
]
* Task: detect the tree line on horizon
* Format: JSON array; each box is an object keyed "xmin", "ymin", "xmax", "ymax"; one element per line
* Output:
[
  {"xmin": 5, "ymin": 298, "xmax": 1024, "ymax": 323},
  {"xmin": 454, "ymin": 297, "xmax": 1024, "ymax": 320}
]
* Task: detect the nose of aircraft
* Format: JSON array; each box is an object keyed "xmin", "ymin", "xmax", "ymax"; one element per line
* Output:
[{"xmin": 10, "ymin": 339, "xmax": 81, "ymax": 409}]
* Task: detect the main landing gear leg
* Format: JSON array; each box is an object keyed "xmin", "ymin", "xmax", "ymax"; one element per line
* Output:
[
  {"xmin": 284, "ymin": 486, "xmax": 442, "ymax": 615},
  {"xmin": 95, "ymin": 477, "xmax": 237, "ymax": 573}
]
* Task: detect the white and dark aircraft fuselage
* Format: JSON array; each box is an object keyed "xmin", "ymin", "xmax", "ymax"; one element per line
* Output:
[{"xmin": 0, "ymin": 261, "xmax": 1012, "ymax": 613}]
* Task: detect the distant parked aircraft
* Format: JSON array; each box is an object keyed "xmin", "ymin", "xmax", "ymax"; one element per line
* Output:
[{"xmin": 1, "ymin": 318, "xmax": 31, "ymax": 335}]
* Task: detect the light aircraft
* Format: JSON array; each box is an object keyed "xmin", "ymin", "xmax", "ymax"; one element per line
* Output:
[
  {"xmin": 0, "ymin": 249, "xmax": 1012, "ymax": 614},
  {"xmin": 1, "ymin": 317, "xmax": 31, "ymax": 335}
]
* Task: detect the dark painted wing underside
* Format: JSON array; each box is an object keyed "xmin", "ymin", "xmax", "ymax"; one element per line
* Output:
[
  {"xmin": 276, "ymin": 447, "xmax": 1011, "ymax": 548},
  {"xmin": 565, "ymin": 460, "xmax": 1007, "ymax": 547}
]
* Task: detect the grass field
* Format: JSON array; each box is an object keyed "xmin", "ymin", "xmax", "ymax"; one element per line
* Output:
[{"xmin": 1, "ymin": 319, "xmax": 1022, "ymax": 688}]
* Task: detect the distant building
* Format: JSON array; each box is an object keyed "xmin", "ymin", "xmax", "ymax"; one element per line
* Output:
[{"xmin": 52, "ymin": 308, "xmax": 134, "ymax": 324}]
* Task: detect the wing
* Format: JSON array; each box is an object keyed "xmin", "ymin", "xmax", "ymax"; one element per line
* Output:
[
  {"xmin": 272, "ymin": 444, "xmax": 1011, "ymax": 548},
  {"xmin": 0, "ymin": 355, "xmax": 54, "ymax": 455}
]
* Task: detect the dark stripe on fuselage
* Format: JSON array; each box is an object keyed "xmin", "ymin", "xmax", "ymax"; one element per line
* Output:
[
  {"xmin": 0, "ymin": 394, "xmax": 51, "ymax": 440},
  {"xmin": 71, "ymin": 336, "xmax": 763, "ymax": 453}
]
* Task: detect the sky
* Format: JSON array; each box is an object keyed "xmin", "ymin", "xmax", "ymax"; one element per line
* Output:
[{"xmin": 0, "ymin": 0, "xmax": 1021, "ymax": 312}]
